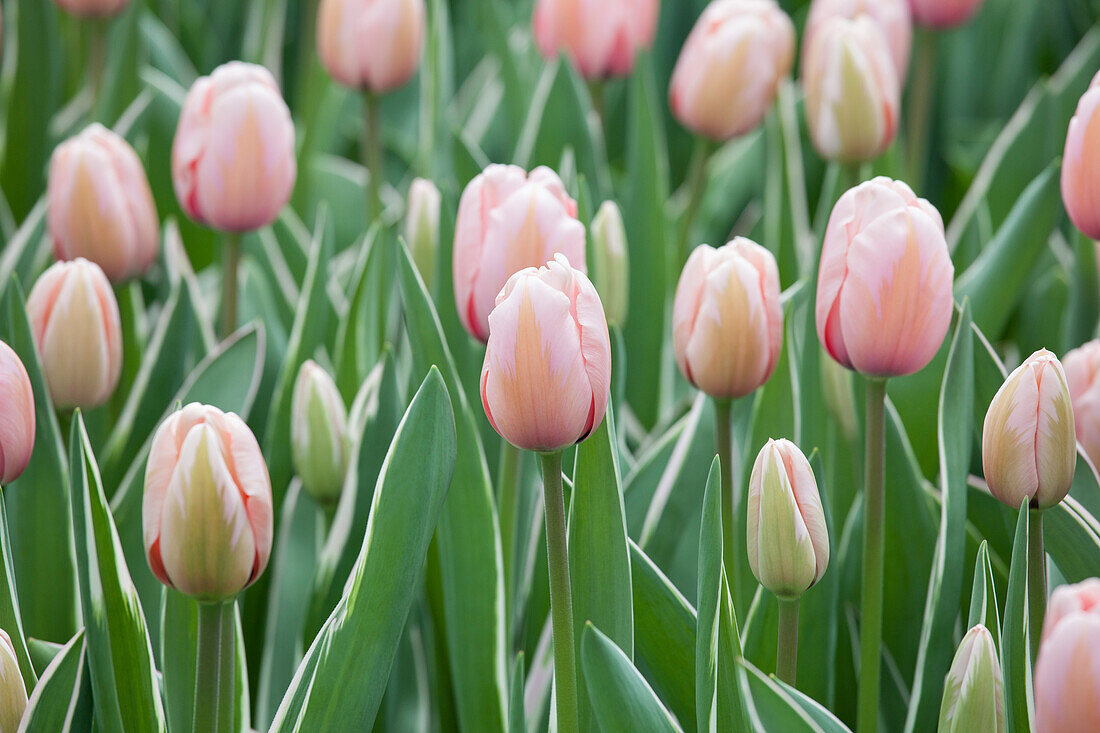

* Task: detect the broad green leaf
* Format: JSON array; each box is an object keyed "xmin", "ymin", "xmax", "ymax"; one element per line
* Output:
[
  {"xmin": 509, "ymin": 652, "xmax": 526, "ymax": 733},
  {"xmin": 967, "ymin": 542, "xmax": 1002, "ymax": 650},
  {"xmin": 0, "ymin": 489, "xmax": 35, "ymax": 691},
  {"xmin": 20, "ymin": 630, "xmax": 93, "ymax": 733},
  {"xmin": 1044, "ymin": 495, "xmax": 1100, "ymax": 585},
  {"xmin": 580, "ymin": 623, "xmax": 683, "ymax": 733},
  {"xmin": 738, "ymin": 658, "xmax": 825, "ymax": 733},
  {"xmin": 774, "ymin": 678, "xmax": 854, "ymax": 733},
  {"xmin": 0, "ymin": 200, "xmax": 47, "ymax": 304},
  {"xmin": 161, "ymin": 589, "xmax": 199, "ymax": 733},
  {"xmin": 696, "ymin": 457, "xmax": 722, "ymax": 730},
  {"xmin": 1001, "ymin": 502, "xmax": 1032, "ymax": 733}
]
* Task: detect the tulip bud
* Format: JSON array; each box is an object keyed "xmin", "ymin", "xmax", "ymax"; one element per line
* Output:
[
  {"xmin": 746, "ymin": 439, "xmax": 829, "ymax": 600},
  {"xmin": 481, "ymin": 254, "xmax": 611, "ymax": 452},
  {"xmin": 816, "ymin": 177, "xmax": 954, "ymax": 376},
  {"xmin": 982, "ymin": 349, "xmax": 1076, "ymax": 511},
  {"xmin": 172, "ymin": 62, "xmax": 296, "ymax": 233},
  {"xmin": 48, "ymin": 124, "xmax": 159, "ymax": 282},
  {"xmin": 26, "ymin": 259, "xmax": 122, "ymax": 410},
  {"xmin": 317, "ymin": 0, "xmax": 425, "ymax": 92},
  {"xmin": 672, "ymin": 238, "xmax": 783, "ymax": 399},
  {"xmin": 803, "ymin": 15, "xmax": 900, "ymax": 163},
  {"xmin": 1034, "ymin": 579, "xmax": 1100, "ymax": 730},
  {"xmin": 908, "ymin": 0, "xmax": 985, "ymax": 28},
  {"xmin": 1063, "ymin": 340, "xmax": 1100, "ymax": 469},
  {"xmin": 532, "ymin": 0, "xmax": 658, "ymax": 79},
  {"xmin": 590, "ymin": 200, "xmax": 629, "ymax": 327},
  {"xmin": 52, "ymin": 0, "xmax": 129, "ymax": 17},
  {"xmin": 291, "ymin": 361, "xmax": 350, "ymax": 507},
  {"xmin": 454, "ymin": 165, "xmax": 585, "ymax": 342},
  {"xmin": 1062, "ymin": 73, "xmax": 1100, "ymax": 241},
  {"xmin": 803, "ymin": 0, "xmax": 912, "ymax": 82},
  {"xmin": 669, "ymin": 0, "xmax": 795, "ymax": 141},
  {"xmin": 0, "ymin": 341, "xmax": 35, "ymax": 485},
  {"xmin": 405, "ymin": 178, "xmax": 441, "ymax": 292},
  {"xmin": 143, "ymin": 403, "xmax": 274, "ymax": 602},
  {"xmin": 0, "ymin": 629, "xmax": 26, "ymax": 732},
  {"xmin": 938, "ymin": 625, "xmax": 1006, "ymax": 733}
]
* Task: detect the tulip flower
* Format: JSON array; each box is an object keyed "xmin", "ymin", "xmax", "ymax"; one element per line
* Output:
[
  {"xmin": 0, "ymin": 629, "xmax": 26, "ymax": 732},
  {"xmin": 26, "ymin": 259, "xmax": 122, "ymax": 410},
  {"xmin": 291, "ymin": 361, "xmax": 350, "ymax": 508},
  {"xmin": 405, "ymin": 178, "xmax": 441, "ymax": 292},
  {"xmin": 532, "ymin": 0, "xmax": 658, "ymax": 79},
  {"xmin": 938, "ymin": 626, "xmax": 1006, "ymax": 733},
  {"xmin": 52, "ymin": 0, "xmax": 128, "ymax": 16},
  {"xmin": 48, "ymin": 124, "xmax": 159, "ymax": 282},
  {"xmin": 454, "ymin": 165, "xmax": 585, "ymax": 342},
  {"xmin": 803, "ymin": 0, "xmax": 912, "ymax": 81},
  {"xmin": 802, "ymin": 15, "xmax": 900, "ymax": 163},
  {"xmin": 0, "ymin": 341, "xmax": 35, "ymax": 485},
  {"xmin": 316, "ymin": 0, "xmax": 426, "ymax": 92},
  {"xmin": 1062, "ymin": 340, "xmax": 1100, "ymax": 469},
  {"xmin": 907, "ymin": 0, "xmax": 986, "ymax": 28},
  {"xmin": 1062, "ymin": 72, "xmax": 1100, "ymax": 241},
  {"xmin": 591, "ymin": 200, "xmax": 629, "ymax": 327},
  {"xmin": 669, "ymin": 0, "xmax": 795, "ymax": 141},
  {"xmin": 816, "ymin": 177, "xmax": 954, "ymax": 377},
  {"xmin": 1034, "ymin": 579, "xmax": 1100, "ymax": 731}
]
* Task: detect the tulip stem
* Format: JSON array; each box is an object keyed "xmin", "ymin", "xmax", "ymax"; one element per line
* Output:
[
  {"xmin": 676, "ymin": 136, "xmax": 712, "ymax": 268},
  {"xmin": 221, "ymin": 232, "xmax": 240, "ymax": 339},
  {"xmin": 193, "ymin": 601, "xmax": 236, "ymax": 733},
  {"xmin": 363, "ymin": 92, "xmax": 383, "ymax": 226},
  {"xmin": 776, "ymin": 597, "xmax": 800, "ymax": 685},
  {"xmin": 1028, "ymin": 508, "xmax": 1046, "ymax": 662},
  {"xmin": 88, "ymin": 18, "xmax": 108, "ymax": 119},
  {"xmin": 714, "ymin": 398, "xmax": 740, "ymax": 609},
  {"xmin": 907, "ymin": 29, "xmax": 937, "ymax": 188},
  {"xmin": 857, "ymin": 377, "xmax": 887, "ymax": 733},
  {"xmin": 538, "ymin": 451, "xmax": 578, "ymax": 733},
  {"xmin": 498, "ymin": 439, "xmax": 522, "ymax": 644}
]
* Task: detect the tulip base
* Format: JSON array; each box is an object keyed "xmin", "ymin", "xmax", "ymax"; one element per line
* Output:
[
  {"xmin": 1028, "ymin": 508, "xmax": 1046, "ymax": 662},
  {"xmin": 194, "ymin": 600, "xmax": 236, "ymax": 733},
  {"xmin": 538, "ymin": 451, "xmax": 578, "ymax": 733},
  {"xmin": 776, "ymin": 597, "xmax": 800, "ymax": 686},
  {"xmin": 857, "ymin": 377, "xmax": 887, "ymax": 733},
  {"xmin": 221, "ymin": 233, "xmax": 241, "ymax": 339}
]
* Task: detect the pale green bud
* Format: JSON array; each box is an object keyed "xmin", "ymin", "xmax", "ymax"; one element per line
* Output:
[
  {"xmin": 291, "ymin": 361, "xmax": 350, "ymax": 506},
  {"xmin": 405, "ymin": 178, "xmax": 441, "ymax": 292},
  {"xmin": 591, "ymin": 200, "xmax": 629, "ymax": 327},
  {"xmin": 0, "ymin": 629, "xmax": 26, "ymax": 732},
  {"xmin": 938, "ymin": 625, "xmax": 1006, "ymax": 733}
]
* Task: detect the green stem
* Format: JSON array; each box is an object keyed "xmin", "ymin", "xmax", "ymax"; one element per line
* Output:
[
  {"xmin": 857, "ymin": 378, "xmax": 887, "ymax": 733},
  {"xmin": 906, "ymin": 30, "xmax": 937, "ymax": 188},
  {"xmin": 221, "ymin": 232, "xmax": 241, "ymax": 339},
  {"xmin": 193, "ymin": 601, "xmax": 235, "ymax": 733},
  {"xmin": 498, "ymin": 439, "xmax": 522, "ymax": 645},
  {"xmin": 714, "ymin": 398, "xmax": 738, "ymax": 608},
  {"xmin": 842, "ymin": 163, "xmax": 864, "ymax": 193},
  {"xmin": 1028, "ymin": 508, "xmax": 1046, "ymax": 662},
  {"xmin": 88, "ymin": 19, "xmax": 107, "ymax": 120},
  {"xmin": 776, "ymin": 598, "xmax": 800, "ymax": 685},
  {"xmin": 538, "ymin": 451, "xmax": 578, "ymax": 733},
  {"xmin": 363, "ymin": 92, "xmax": 383, "ymax": 225},
  {"xmin": 676, "ymin": 136, "xmax": 711, "ymax": 267},
  {"xmin": 587, "ymin": 80, "xmax": 605, "ymax": 129}
]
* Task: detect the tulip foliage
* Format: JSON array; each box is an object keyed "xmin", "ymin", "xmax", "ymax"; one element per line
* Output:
[{"xmin": 0, "ymin": 0, "xmax": 1099, "ymax": 731}]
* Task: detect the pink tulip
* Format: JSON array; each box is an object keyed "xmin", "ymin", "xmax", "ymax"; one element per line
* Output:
[
  {"xmin": 0, "ymin": 340, "xmax": 35, "ymax": 485},
  {"xmin": 803, "ymin": 0, "xmax": 911, "ymax": 81},
  {"xmin": 48, "ymin": 124, "xmax": 159, "ymax": 282},
  {"xmin": 453, "ymin": 165, "xmax": 585, "ymax": 342},
  {"xmin": 673, "ymin": 238, "xmax": 782, "ymax": 399},
  {"xmin": 52, "ymin": 0, "xmax": 129, "ymax": 17},
  {"xmin": 1034, "ymin": 579, "xmax": 1100, "ymax": 731},
  {"xmin": 172, "ymin": 62, "xmax": 297, "ymax": 233},
  {"xmin": 532, "ymin": 0, "xmax": 659, "ymax": 79},
  {"xmin": 143, "ymin": 403, "xmax": 274, "ymax": 601},
  {"xmin": 669, "ymin": 0, "xmax": 795, "ymax": 141},
  {"xmin": 816, "ymin": 177, "xmax": 953, "ymax": 376},
  {"xmin": 1062, "ymin": 72, "xmax": 1100, "ymax": 241},
  {"xmin": 907, "ymin": 0, "xmax": 985, "ymax": 28},
  {"xmin": 480, "ymin": 254, "xmax": 611, "ymax": 452},
  {"xmin": 1064, "ymin": 340, "xmax": 1100, "ymax": 469},
  {"xmin": 982, "ymin": 349, "xmax": 1076, "ymax": 511},
  {"xmin": 26, "ymin": 258, "xmax": 122, "ymax": 410},
  {"xmin": 317, "ymin": 0, "xmax": 425, "ymax": 92}
]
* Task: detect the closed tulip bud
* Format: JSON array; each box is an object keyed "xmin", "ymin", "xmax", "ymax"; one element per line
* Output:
[
  {"xmin": 172, "ymin": 62, "xmax": 296, "ymax": 233},
  {"xmin": 816, "ymin": 177, "xmax": 953, "ymax": 376},
  {"xmin": 143, "ymin": 404, "xmax": 274, "ymax": 602},
  {"xmin": 0, "ymin": 630, "xmax": 26, "ymax": 732},
  {"xmin": 48, "ymin": 124, "xmax": 159, "ymax": 282},
  {"xmin": 1034, "ymin": 579, "xmax": 1100, "ymax": 731},
  {"xmin": 908, "ymin": 0, "xmax": 985, "ymax": 28},
  {"xmin": 532, "ymin": 0, "xmax": 658, "ymax": 79},
  {"xmin": 481, "ymin": 254, "xmax": 611, "ymax": 452},
  {"xmin": 1063, "ymin": 341, "xmax": 1100, "ymax": 469},
  {"xmin": 673, "ymin": 238, "xmax": 782, "ymax": 399},
  {"xmin": 803, "ymin": 0, "xmax": 912, "ymax": 82},
  {"xmin": 982, "ymin": 349, "xmax": 1076, "ymax": 511},
  {"xmin": 669, "ymin": 0, "xmax": 794, "ymax": 141},
  {"xmin": 26, "ymin": 259, "xmax": 121, "ymax": 410},
  {"xmin": 291, "ymin": 361, "xmax": 350, "ymax": 506},
  {"xmin": 803, "ymin": 16, "xmax": 899, "ymax": 163},
  {"xmin": 591, "ymin": 200, "xmax": 629, "ymax": 327},
  {"xmin": 1062, "ymin": 73, "xmax": 1100, "ymax": 240},
  {"xmin": 405, "ymin": 178, "xmax": 441, "ymax": 291},
  {"xmin": 317, "ymin": 0, "xmax": 425, "ymax": 92},
  {"xmin": 52, "ymin": 0, "xmax": 128, "ymax": 16},
  {"xmin": 938, "ymin": 625, "xmax": 1005, "ymax": 733},
  {"xmin": 0, "ymin": 341, "xmax": 34, "ymax": 485},
  {"xmin": 746, "ymin": 439, "xmax": 829, "ymax": 600},
  {"xmin": 454, "ymin": 165, "xmax": 585, "ymax": 342}
]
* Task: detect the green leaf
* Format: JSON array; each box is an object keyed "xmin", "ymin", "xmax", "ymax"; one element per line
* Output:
[
  {"xmin": 696, "ymin": 457, "xmax": 722, "ymax": 730},
  {"xmin": 161, "ymin": 589, "xmax": 199, "ymax": 733},
  {"xmin": 0, "ymin": 489, "xmax": 35, "ymax": 691},
  {"xmin": 1001, "ymin": 501, "xmax": 1032, "ymax": 733},
  {"xmin": 20, "ymin": 630, "xmax": 93, "ymax": 733},
  {"xmin": 270, "ymin": 368, "xmax": 456, "ymax": 730},
  {"xmin": 69, "ymin": 414, "xmax": 166, "ymax": 732},
  {"xmin": 1044, "ymin": 495, "xmax": 1100, "ymax": 584},
  {"xmin": 737, "ymin": 658, "xmax": 825, "ymax": 732},
  {"xmin": 773, "ymin": 678, "xmax": 854, "ymax": 733},
  {"xmin": 580, "ymin": 623, "xmax": 683, "ymax": 733},
  {"xmin": 509, "ymin": 652, "xmax": 526, "ymax": 733},
  {"xmin": 967, "ymin": 541, "xmax": 1002, "ymax": 651},
  {"xmin": 0, "ymin": 200, "xmax": 47, "ymax": 302}
]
